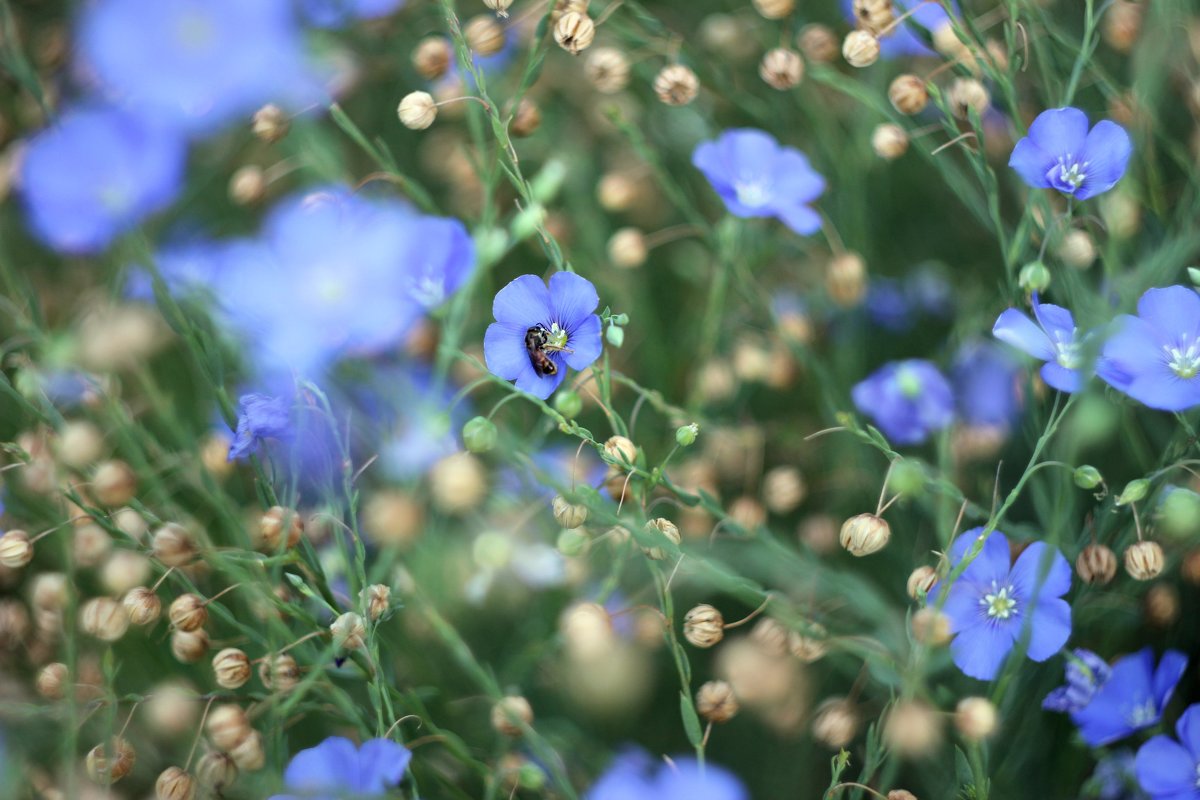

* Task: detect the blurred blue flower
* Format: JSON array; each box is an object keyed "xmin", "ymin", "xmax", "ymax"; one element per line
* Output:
[
  {"xmin": 1134, "ymin": 703, "xmax": 1200, "ymax": 800},
  {"xmin": 1098, "ymin": 285, "xmax": 1200, "ymax": 411},
  {"xmin": 484, "ymin": 273, "xmax": 603, "ymax": 400},
  {"xmin": 367, "ymin": 367, "xmax": 463, "ymax": 481},
  {"xmin": 932, "ymin": 529, "xmax": 1071, "ymax": 680},
  {"xmin": 1042, "ymin": 648, "xmax": 1111, "ymax": 713},
  {"xmin": 269, "ymin": 736, "xmax": 411, "ymax": 800},
  {"xmin": 842, "ymin": 0, "xmax": 955, "ymax": 58},
  {"xmin": 126, "ymin": 237, "xmax": 238, "ymax": 302},
  {"xmin": 228, "ymin": 393, "xmax": 292, "ymax": 461},
  {"xmin": 953, "ymin": 340, "xmax": 1024, "ymax": 427},
  {"xmin": 18, "ymin": 106, "xmax": 185, "ymax": 254},
  {"xmin": 1088, "ymin": 750, "xmax": 1148, "ymax": 800},
  {"xmin": 587, "ymin": 749, "xmax": 747, "ymax": 800},
  {"xmin": 299, "ymin": 0, "xmax": 404, "ymax": 27},
  {"xmin": 851, "ymin": 359, "xmax": 954, "ymax": 445},
  {"xmin": 906, "ymin": 266, "xmax": 954, "ymax": 318},
  {"xmin": 865, "ymin": 278, "xmax": 915, "ymax": 332},
  {"xmin": 993, "ymin": 294, "xmax": 1087, "ymax": 392},
  {"xmin": 396, "ymin": 214, "xmax": 476, "ymax": 312},
  {"xmin": 1069, "ymin": 648, "xmax": 1188, "ymax": 747},
  {"xmin": 79, "ymin": 0, "xmax": 323, "ymax": 134},
  {"xmin": 1009, "ymin": 108, "xmax": 1131, "ymax": 201},
  {"xmin": 692, "ymin": 129, "xmax": 826, "ymax": 235}
]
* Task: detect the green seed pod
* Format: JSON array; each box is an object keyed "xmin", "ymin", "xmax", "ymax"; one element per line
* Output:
[
  {"xmin": 606, "ymin": 325, "xmax": 625, "ymax": 348},
  {"xmin": 462, "ymin": 416, "xmax": 498, "ymax": 453},
  {"xmin": 1018, "ymin": 261, "xmax": 1051, "ymax": 293},
  {"xmin": 556, "ymin": 528, "xmax": 589, "ymax": 557},
  {"xmin": 1115, "ymin": 478, "xmax": 1149, "ymax": 506},
  {"xmin": 1072, "ymin": 465, "xmax": 1103, "ymax": 490},
  {"xmin": 676, "ymin": 423, "xmax": 700, "ymax": 447},
  {"xmin": 554, "ymin": 390, "xmax": 583, "ymax": 419}
]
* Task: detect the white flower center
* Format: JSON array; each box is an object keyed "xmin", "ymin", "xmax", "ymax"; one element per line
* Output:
[
  {"xmin": 981, "ymin": 582, "xmax": 1018, "ymax": 619},
  {"xmin": 1125, "ymin": 696, "xmax": 1157, "ymax": 728},
  {"xmin": 734, "ymin": 180, "xmax": 771, "ymax": 209},
  {"xmin": 547, "ymin": 322, "xmax": 570, "ymax": 349},
  {"xmin": 1056, "ymin": 156, "xmax": 1087, "ymax": 190},
  {"xmin": 1053, "ymin": 328, "xmax": 1082, "ymax": 370},
  {"xmin": 1164, "ymin": 334, "xmax": 1200, "ymax": 379}
]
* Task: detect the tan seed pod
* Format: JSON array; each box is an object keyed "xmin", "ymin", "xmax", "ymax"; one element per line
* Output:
[
  {"xmin": 331, "ymin": 612, "xmax": 366, "ymax": 650},
  {"xmin": 753, "ymin": 0, "xmax": 794, "ymax": 19},
  {"xmin": 259, "ymin": 653, "xmax": 300, "ymax": 692},
  {"xmin": 171, "ymin": 628, "xmax": 210, "ymax": 663},
  {"xmin": 123, "ymin": 586, "xmax": 162, "ymax": 626},
  {"xmin": 196, "ymin": 751, "xmax": 238, "ymax": 791},
  {"xmin": 429, "ymin": 452, "xmax": 488, "ymax": 514},
  {"xmin": 491, "ymin": 695, "xmax": 534, "ymax": 737},
  {"xmin": 251, "ymin": 104, "xmax": 289, "ymax": 143},
  {"xmin": 826, "ymin": 251, "xmax": 868, "ymax": 307},
  {"xmin": 910, "ymin": 607, "xmax": 952, "ymax": 646},
  {"xmin": 948, "ymin": 77, "xmax": 990, "ymax": 119},
  {"xmin": 603, "ymin": 435, "xmax": 638, "ymax": 467},
  {"xmin": 812, "ymin": 697, "xmax": 859, "ymax": 748},
  {"xmin": 1145, "ymin": 583, "xmax": 1180, "ymax": 627},
  {"xmin": 554, "ymin": 11, "xmax": 595, "ymax": 55},
  {"xmin": 954, "ymin": 696, "xmax": 998, "ymax": 741},
  {"xmin": 228, "ymin": 729, "xmax": 265, "ymax": 771},
  {"xmin": 0, "ymin": 530, "xmax": 33, "ymax": 569},
  {"xmin": 79, "ymin": 597, "xmax": 129, "ymax": 642},
  {"xmin": 92, "ymin": 460, "xmax": 137, "ymax": 507},
  {"xmin": 889, "ymin": 791, "xmax": 919, "ymax": 800},
  {"xmin": 641, "ymin": 518, "xmax": 681, "ymax": 560},
  {"xmin": 362, "ymin": 583, "xmax": 391, "ymax": 621},
  {"xmin": 0, "ymin": 600, "xmax": 29, "ymax": 647},
  {"xmin": 584, "ymin": 47, "xmax": 630, "ymax": 93},
  {"xmin": 653, "ymin": 64, "xmax": 699, "ymax": 106},
  {"xmin": 156, "ymin": 766, "xmax": 196, "ymax": 800},
  {"xmin": 888, "ymin": 74, "xmax": 928, "ymax": 115},
  {"xmin": 797, "ymin": 24, "xmax": 838, "ymax": 63},
  {"xmin": 212, "ymin": 648, "xmax": 252, "ymax": 690},
  {"xmin": 763, "ymin": 466, "xmax": 806, "ymax": 514},
  {"xmin": 906, "ymin": 566, "xmax": 938, "ymax": 600},
  {"xmin": 206, "ymin": 704, "xmax": 251, "ymax": 752},
  {"xmin": 397, "ymin": 91, "xmax": 437, "ymax": 131},
  {"xmin": 258, "ymin": 506, "xmax": 304, "ymax": 551},
  {"xmin": 842, "ymin": 30, "xmax": 881, "ymax": 67},
  {"xmin": 57, "ymin": 419, "xmax": 106, "ymax": 468},
  {"xmin": 883, "ymin": 699, "xmax": 942, "ymax": 758},
  {"xmin": 759, "ymin": 47, "xmax": 804, "ymax": 90},
  {"xmin": 413, "ymin": 36, "xmax": 452, "ymax": 80},
  {"xmin": 552, "ymin": 495, "xmax": 588, "ymax": 529},
  {"xmin": 788, "ymin": 622, "xmax": 828, "ymax": 662},
  {"xmin": 228, "ymin": 165, "xmax": 265, "ymax": 205},
  {"xmin": 509, "ymin": 98, "xmax": 541, "ymax": 137},
  {"xmin": 1076, "ymin": 544, "xmax": 1117, "ymax": 584},
  {"xmin": 152, "ymin": 523, "xmax": 197, "ymax": 567},
  {"xmin": 484, "ymin": 0, "xmax": 514, "ymax": 17},
  {"xmin": 608, "ymin": 228, "xmax": 647, "ymax": 269},
  {"xmin": 100, "ymin": 549, "xmax": 152, "ymax": 595},
  {"xmin": 695, "ymin": 680, "xmax": 739, "ymax": 723},
  {"xmin": 852, "ymin": 0, "xmax": 895, "ymax": 35},
  {"xmin": 36, "ymin": 662, "xmax": 68, "ymax": 700},
  {"xmin": 464, "ymin": 15, "xmax": 505, "ymax": 56},
  {"xmin": 839, "ymin": 513, "xmax": 891, "ymax": 556},
  {"xmin": 872, "ymin": 124, "xmax": 909, "ymax": 160},
  {"xmin": 74, "ymin": 523, "xmax": 113, "ymax": 567},
  {"xmin": 168, "ymin": 593, "xmax": 208, "ymax": 632},
  {"xmin": 31, "ymin": 572, "xmax": 70, "ymax": 611},
  {"xmin": 86, "ymin": 737, "xmax": 136, "ymax": 784},
  {"xmin": 1125, "ymin": 541, "xmax": 1164, "ymax": 580},
  {"xmin": 749, "ymin": 617, "xmax": 790, "ymax": 657},
  {"xmin": 683, "ymin": 604, "xmax": 724, "ymax": 648}
]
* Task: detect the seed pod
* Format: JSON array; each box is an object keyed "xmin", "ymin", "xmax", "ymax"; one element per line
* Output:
[
  {"xmin": 228, "ymin": 729, "xmax": 265, "ymax": 771},
  {"xmin": 465, "ymin": 15, "xmax": 505, "ymax": 56},
  {"xmin": 653, "ymin": 64, "xmax": 699, "ymax": 106},
  {"xmin": 87, "ymin": 737, "xmax": 136, "ymax": 784},
  {"xmin": 259, "ymin": 653, "xmax": 300, "ymax": 692},
  {"xmin": 362, "ymin": 583, "xmax": 391, "ymax": 621},
  {"xmin": 839, "ymin": 513, "xmax": 891, "ymax": 556},
  {"xmin": 171, "ymin": 628, "xmax": 209, "ymax": 663},
  {"xmin": 954, "ymin": 696, "xmax": 998, "ymax": 741},
  {"xmin": 212, "ymin": 648, "xmax": 252, "ymax": 690},
  {"xmin": 910, "ymin": 607, "xmax": 952, "ymax": 645},
  {"xmin": 852, "ymin": 0, "xmax": 895, "ymax": 34},
  {"xmin": 826, "ymin": 251, "xmax": 868, "ymax": 307},
  {"xmin": 196, "ymin": 751, "xmax": 238, "ymax": 791},
  {"xmin": 906, "ymin": 566, "xmax": 938, "ymax": 600},
  {"xmin": 228, "ymin": 165, "xmax": 265, "ymax": 205},
  {"xmin": 1058, "ymin": 229, "xmax": 1097, "ymax": 270},
  {"xmin": 152, "ymin": 523, "xmax": 197, "ymax": 567},
  {"xmin": 1075, "ymin": 544, "xmax": 1117, "ymax": 585},
  {"xmin": 484, "ymin": 0, "xmax": 513, "ymax": 17},
  {"xmin": 759, "ymin": 48, "xmax": 804, "ymax": 90},
  {"xmin": 788, "ymin": 623, "xmax": 828, "ymax": 662},
  {"xmin": 871, "ymin": 124, "xmax": 909, "ymax": 160},
  {"xmin": 259, "ymin": 506, "xmax": 304, "ymax": 552},
  {"xmin": 1124, "ymin": 541, "xmax": 1164, "ymax": 580},
  {"xmin": 889, "ymin": 791, "xmax": 919, "ymax": 800},
  {"xmin": 842, "ymin": 30, "xmax": 880, "ymax": 67},
  {"xmin": 79, "ymin": 597, "xmax": 129, "ymax": 642},
  {"xmin": 31, "ymin": 572, "xmax": 70, "ymax": 612},
  {"xmin": 753, "ymin": 0, "xmax": 794, "ymax": 19},
  {"xmin": 554, "ymin": 11, "xmax": 595, "ymax": 55},
  {"xmin": 251, "ymin": 104, "xmax": 289, "ymax": 143},
  {"xmin": 156, "ymin": 766, "xmax": 196, "ymax": 800},
  {"xmin": 491, "ymin": 695, "xmax": 534, "ymax": 737},
  {"xmin": 608, "ymin": 228, "xmax": 647, "ymax": 269},
  {"xmin": 797, "ymin": 24, "xmax": 838, "ymax": 63},
  {"xmin": 0, "ymin": 530, "xmax": 33, "ymax": 569},
  {"xmin": 509, "ymin": 98, "xmax": 542, "ymax": 137},
  {"xmin": 397, "ymin": 91, "xmax": 437, "ymax": 131},
  {"xmin": 584, "ymin": 47, "xmax": 630, "ymax": 93},
  {"xmin": 948, "ymin": 77, "xmax": 989, "ymax": 118},
  {"xmin": 883, "ymin": 699, "xmax": 942, "ymax": 758},
  {"xmin": 1145, "ymin": 583, "xmax": 1180, "ymax": 627},
  {"xmin": 413, "ymin": 36, "xmax": 452, "ymax": 80},
  {"xmin": 58, "ymin": 419, "xmax": 105, "ymax": 468},
  {"xmin": 92, "ymin": 460, "xmax": 137, "ymax": 507},
  {"xmin": 331, "ymin": 612, "xmax": 366, "ymax": 650},
  {"xmin": 812, "ymin": 697, "xmax": 859, "ymax": 748},
  {"xmin": 641, "ymin": 518, "xmax": 681, "ymax": 560},
  {"xmin": 429, "ymin": 452, "xmax": 488, "ymax": 514},
  {"xmin": 683, "ymin": 604, "xmax": 724, "ymax": 648},
  {"xmin": 696, "ymin": 680, "xmax": 739, "ymax": 723},
  {"xmin": 123, "ymin": 586, "xmax": 162, "ymax": 626},
  {"xmin": 168, "ymin": 593, "xmax": 208, "ymax": 632},
  {"xmin": 206, "ymin": 705, "xmax": 251, "ymax": 752},
  {"xmin": 888, "ymin": 74, "xmax": 928, "ymax": 114},
  {"xmin": 101, "ymin": 549, "xmax": 152, "ymax": 595},
  {"xmin": 551, "ymin": 495, "xmax": 588, "ymax": 530},
  {"xmin": 74, "ymin": 523, "xmax": 113, "ymax": 567},
  {"xmin": 36, "ymin": 662, "xmax": 68, "ymax": 699},
  {"xmin": 763, "ymin": 466, "xmax": 806, "ymax": 515},
  {"xmin": 749, "ymin": 617, "xmax": 789, "ymax": 656}
]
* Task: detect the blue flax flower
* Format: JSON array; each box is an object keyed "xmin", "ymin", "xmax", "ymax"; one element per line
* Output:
[
  {"xmin": 692, "ymin": 129, "xmax": 826, "ymax": 235},
  {"xmin": 1135, "ymin": 703, "xmax": 1200, "ymax": 800},
  {"xmin": 1042, "ymin": 648, "xmax": 1111, "ymax": 714},
  {"xmin": 1069, "ymin": 648, "xmax": 1188, "ymax": 747},
  {"xmin": 228, "ymin": 393, "xmax": 292, "ymax": 461},
  {"xmin": 18, "ymin": 106, "xmax": 185, "ymax": 254},
  {"xmin": 586, "ymin": 749, "xmax": 747, "ymax": 800},
  {"xmin": 268, "ymin": 736, "xmax": 411, "ymax": 800},
  {"xmin": 484, "ymin": 273, "xmax": 603, "ymax": 400},
  {"xmin": 952, "ymin": 341, "xmax": 1024, "ymax": 428},
  {"xmin": 1088, "ymin": 750, "xmax": 1149, "ymax": 800},
  {"xmin": 300, "ymin": 0, "xmax": 405, "ymax": 27},
  {"xmin": 933, "ymin": 529, "xmax": 1071, "ymax": 680},
  {"xmin": 1098, "ymin": 285, "xmax": 1200, "ymax": 411},
  {"xmin": 992, "ymin": 293, "xmax": 1087, "ymax": 392},
  {"xmin": 851, "ymin": 359, "xmax": 954, "ymax": 445},
  {"xmin": 1009, "ymin": 107, "xmax": 1132, "ymax": 200}
]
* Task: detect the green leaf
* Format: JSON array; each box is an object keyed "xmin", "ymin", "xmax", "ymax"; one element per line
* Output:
[{"xmin": 679, "ymin": 692, "xmax": 703, "ymax": 746}]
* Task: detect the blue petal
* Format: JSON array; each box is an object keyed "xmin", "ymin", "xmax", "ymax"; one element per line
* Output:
[
  {"xmin": 1030, "ymin": 301, "xmax": 1076, "ymax": 342},
  {"xmin": 776, "ymin": 203, "xmax": 822, "ymax": 235},
  {"xmin": 354, "ymin": 739, "xmax": 411, "ymax": 793},
  {"xmin": 1137, "ymin": 286, "xmax": 1200, "ymax": 342},
  {"xmin": 1178, "ymin": 704, "xmax": 1200, "ymax": 760},
  {"xmin": 493, "ymin": 274, "xmax": 552, "ymax": 326},
  {"xmin": 1026, "ymin": 107, "xmax": 1089, "ymax": 159},
  {"xmin": 951, "ymin": 619, "xmax": 1014, "ymax": 680},
  {"xmin": 549, "ymin": 271, "xmax": 600, "ymax": 329},
  {"xmin": 1039, "ymin": 362, "xmax": 1083, "ymax": 393},
  {"xmin": 1073, "ymin": 685, "xmax": 1136, "ymax": 747},
  {"xmin": 284, "ymin": 737, "xmax": 360, "ymax": 791},
  {"xmin": 564, "ymin": 314, "xmax": 602, "ymax": 371},
  {"xmin": 949, "ymin": 528, "xmax": 1012, "ymax": 586},
  {"xmin": 1127, "ymin": 367, "xmax": 1200, "ymax": 412},
  {"xmin": 1024, "ymin": 597, "xmax": 1071, "ymax": 662},
  {"xmin": 772, "ymin": 149, "xmax": 826, "ymax": 204},
  {"xmin": 993, "ymin": 309, "xmax": 1054, "ymax": 360},
  {"xmin": 515, "ymin": 363, "xmax": 565, "ymax": 399},
  {"xmin": 1152, "ymin": 650, "xmax": 1189, "ymax": 710},
  {"xmin": 660, "ymin": 758, "xmax": 748, "ymax": 800},
  {"xmin": 1135, "ymin": 736, "xmax": 1197, "ymax": 796},
  {"xmin": 484, "ymin": 323, "xmax": 534, "ymax": 381},
  {"xmin": 1008, "ymin": 541, "xmax": 1071, "ymax": 602},
  {"xmin": 1007, "ymin": 138, "xmax": 1055, "ymax": 190},
  {"xmin": 1075, "ymin": 120, "xmax": 1132, "ymax": 200},
  {"xmin": 941, "ymin": 581, "xmax": 983, "ymax": 633},
  {"xmin": 1098, "ymin": 314, "xmax": 1161, "ymax": 392}
]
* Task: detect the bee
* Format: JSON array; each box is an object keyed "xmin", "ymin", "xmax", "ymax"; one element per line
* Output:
[{"xmin": 525, "ymin": 324, "xmax": 573, "ymax": 377}]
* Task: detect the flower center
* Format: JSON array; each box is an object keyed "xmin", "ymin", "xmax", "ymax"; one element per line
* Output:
[
  {"xmin": 1053, "ymin": 329, "xmax": 1082, "ymax": 370},
  {"xmin": 1164, "ymin": 334, "xmax": 1200, "ymax": 379},
  {"xmin": 734, "ymin": 179, "xmax": 772, "ymax": 209},
  {"xmin": 1125, "ymin": 696, "xmax": 1157, "ymax": 729},
  {"xmin": 547, "ymin": 322, "xmax": 570, "ymax": 349},
  {"xmin": 1052, "ymin": 155, "xmax": 1088, "ymax": 192},
  {"xmin": 981, "ymin": 583, "xmax": 1018, "ymax": 619},
  {"xmin": 895, "ymin": 367, "xmax": 922, "ymax": 399}
]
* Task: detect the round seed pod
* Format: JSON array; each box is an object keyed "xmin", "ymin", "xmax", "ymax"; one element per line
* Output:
[
  {"xmin": 749, "ymin": 617, "xmax": 789, "ymax": 657},
  {"xmin": 464, "ymin": 15, "xmax": 505, "ymax": 56},
  {"xmin": 653, "ymin": 64, "xmax": 699, "ymax": 106},
  {"xmin": 797, "ymin": 24, "xmax": 838, "ymax": 63},
  {"xmin": 826, "ymin": 251, "xmax": 868, "ymax": 307},
  {"xmin": 889, "ymin": 791, "xmax": 918, "ymax": 800},
  {"xmin": 92, "ymin": 460, "xmax": 137, "ymax": 507},
  {"xmin": 86, "ymin": 737, "xmax": 136, "ymax": 784},
  {"xmin": 168, "ymin": 593, "xmax": 207, "ymax": 632},
  {"xmin": 413, "ymin": 36, "xmax": 452, "ymax": 80},
  {"xmin": 258, "ymin": 506, "xmax": 304, "ymax": 551},
  {"xmin": 906, "ymin": 566, "xmax": 938, "ymax": 600},
  {"xmin": 852, "ymin": 0, "xmax": 895, "ymax": 34},
  {"xmin": 1124, "ymin": 541, "xmax": 1164, "ymax": 580},
  {"xmin": 228, "ymin": 166, "xmax": 265, "ymax": 205},
  {"xmin": 871, "ymin": 124, "xmax": 909, "ymax": 160},
  {"xmin": 788, "ymin": 623, "xmax": 828, "ymax": 662},
  {"xmin": 753, "ymin": 0, "xmax": 794, "ymax": 19},
  {"xmin": 58, "ymin": 420, "xmax": 105, "ymax": 469},
  {"xmin": 171, "ymin": 628, "xmax": 210, "ymax": 663},
  {"xmin": 206, "ymin": 705, "xmax": 251, "ymax": 752},
  {"xmin": 759, "ymin": 48, "xmax": 804, "ymax": 90},
  {"xmin": 585, "ymin": 47, "xmax": 630, "ymax": 93},
  {"xmin": 74, "ymin": 523, "xmax": 113, "ymax": 567},
  {"xmin": 251, "ymin": 104, "xmax": 289, "ymax": 143},
  {"xmin": 228, "ymin": 729, "xmax": 264, "ymax": 771},
  {"xmin": 31, "ymin": 572, "xmax": 70, "ymax": 612},
  {"xmin": 554, "ymin": 11, "xmax": 595, "ymax": 55},
  {"xmin": 100, "ymin": 549, "xmax": 152, "ymax": 595},
  {"xmin": 641, "ymin": 518, "xmax": 681, "ymax": 560},
  {"xmin": 608, "ymin": 228, "xmax": 647, "ymax": 269},
  {"xmin": 79, "ymin": 597, "xmax": 129, "ymax": 642},
  {"xmin": 696, "ymin": 680, "xmax": 739, "ymax": 723},
  {"xmin": 1075, "ymin": 544, "xmax": 1117, "ymax": 585},
  {"xmin": 397, "ymin": 91, "xmax": 437, "ymax": 131},
  {"xmin": 331, "ymin": 612, "xmax": 366, "ymax": 651},
  {"xmin": 1144, "ymin": 583, "xmax": 1180, "ymax": 628},
  {"xmin": 491, "ymin": 695, "xmax": 534, "ymax": 737},
  {"xmin": 948, "ymin": 77, "xmax": 990, "ymax": 118},
  {"xmin": 839, "ymin": 513, "xmax": 891, "ymax": 556},
  {"xmin": 763, "ymin": 466, "xmax": 806, "ymax": 515},
  {"xmin": 212, "ymin": 648, "xmax": 252, "ymax": 690},
  {"xmin": 155, "ymin": 766, "xmax": 195, "ymax": 800},
  {"xmin": 196, "ymin": 751, "xmax": 238, "ymax": 792},
  {"xmin": 552, "ymin": 496, "xmax": 588, "ymax": 529},
  {"xmin": 36, "ymin": 662, "xmax": 68, "ymax": 700},
  {"xmin": 888, "ymin": 74, "xmax": 928, "ymax": 114},
  {"xmin": 152, "ymin": 523, "xmax": 197, "ymax": 567},
  {"xmin": 954, "ymin": 696, "xmax": 998, "ymax": 741},
  {"xmin": 509, "ymin": 98, "xmax": 541, "ymax": 137},
  {"xmin": 603, "ymin": 435, "xmax": 638, "ymax": 468},
  {"xmin": 910, "ymin": 607, "xmax": 952, "ymax": 645},
  {"xmin": 683, "ymin": 604, "xmax": 724, "ymax": 648},
  {"xmin": 882, "ymin": 699, "xmax": 942, "ymax": 758},
  {"xmin": 812, "ymin": 697, "xmax": 859, "ymax": 748},
  {"xmin": 429, "ymin": 452, "xmax": 488, "ymax": 514},
  {"xmin": 0, "ymin": 530, "xmax": 33, "ymax": 569},
  {"xmin": 362, "ymin": 583, "xmax": 391, "ymax": 621},
  {"xmin": 259, "ymin": 653, "xmax": 300, "ymax": 692},
  {"xmin": 123, "ymin": 586, "xmax": 162, "ymax": 626},
  {"xmin": 842, "ymin": 30, "xmax": 881, "ymax": 67},
  {"xmin": 484, "ymin": 0, "xmax": 513, "ymax": 17}
]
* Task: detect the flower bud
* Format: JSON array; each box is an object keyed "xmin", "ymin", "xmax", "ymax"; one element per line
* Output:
[
  {"xmin": 839, "ymin": 513, "xmax": 890, "ymax": 556},
  {"xmin": 398, "ymin": 91, "xmax": 437, "ymax": 131},
  {"xmin": 871, "ymin": 124, "xmax": 909, "ymax": 160},
  {"xmin": 826, "ymin": 251, "xmax": 867, "ymax": 307},
  {"xmin": 696, "ymin": 680, "xmax": 739, "ymax": 723},
  {"xmin": 259, "ymin": 653, "xmax": 301, "ymax": 692},
  {"xmin": 888, "ymin": 74, "xmax": 928, "ymax": 114},
  {"xmin": 156, "ymin": 766, "xmax": 195, "ymax": 800},
  {"xmin": 1019, "ymin": 261, "xmax": 1052, "ymax": 294},
  {"xmin": 36, "ymin": 662, "xmax": 68, "ymax": 699},
  {"xmin": 906, "ymin": 566, "xmax": 938, "ymax": 600},
  {"xmin": 554, "ymin": 390, "xmax": 583, "ymax": 419},
  {"xmin": 603, "ymin": 435, "xmax": 638, "ymax": 468},
  {"xmin": 641, "ymin": 518, "xmax": 681, "ymax": 560},
  {"xmin": 206, "ymin": 705, "xmax": 251, "ymax": 752},
  {"xmin": 788, "ymin": 623, "xmax": 828, "ymax": 662},
  {"xmin": 683, "ymin": 604, "xmax": 724, "ymax": 648},
  {"xmin": 954, "ymin": 696, "xmax": 998, "ymax": 741},
  {"xmin": 80, "ymin": 597, "xmax": 129, "ymax": 642},
  {"xmin": 910, "ymin": 606, "xmax": 952, "ymax": 646},
  {"xmin": 465, "ymin": 15, "xmax": 505, "ymax": 55},
  {"xmin": 1115, "ymin": 478, "xmax": 1149, "ymax": 506},
  {"xmin": 0, "ymin": 530, "xmax": 33, "ymax": 569},
  {"xmin": 332, "ymin": 612, "xmax": 366, "ymax": 650},
  {"xmin": 169, "ymin": 593, "xmax": 208, "ymax": 632},
  {"xmin": 1124, "ymin": 541, "xmax": 1164, "ymax": 580},
  {"xmin": 812, "ymin": 697, "xmax": 859, "ymax": 748},
  {"xmin": 608, "ymin": 228, "xmax": 647, "ymax": 269},
  {"xmin": 87, "ymin": 737, "xmax": 135, "ymax": 784},
  {"xmin": 196, "ymin": 752, "xmax": 238, "ymax": 791},
  {"xmin": 153, "ymin": 523, "xmax": 197, "ymax": 567},
  {"xmin": 585, "ymin": 47, "xmax": 630, "ymax": 93},
  {"xmin": 552, "ymin": 495, "xmax": 588, "ymax": 529},
  {"xmin": 252, "ymin": 104, "xmax": 289, "ymax": 143},
  {"xmin": 171, "ymin": 628, "xmax": 209, "ymax": 663},
  {"xmin": 842, "ymin": 30, "xmax": 880, "ymax": 67},
  {"xmin": 212, "ymin": 648, "xmax": 252, "ymax": 689},
  {"xmin": 883, "ymin": 699, "xmax": 942, "ymax": 758},
  {"xmin": 676, "ymin": 423, "xmax": 699, "ymax": 447},
  {"xmin": 462, "ymin": 416, "xmax": 498, "ymax": 453},
  {"xmin": 92, "ymin": 459, "xmax": 137, "ymax": 507},
  {"xmin": 653, "ymin": 64, "xmax": 699, "ymax": 106},
  {"xmin": 1144, "ymin": 583, "xmax": 1179, "ymax": 627},
  {"xmin": 362, "ymin": 583, "xmax": 391, "ymax": 621},
  {"xmin": 948, "ymin": 77, "xmax": 989, "ymax": 118},
  {"xmin": 1075, "ymin": 544, "xmax": 1117, "ymax": 585},
  {"xmin": 123, "ymin": 586, "xmax": 162, "ymax": 625},
  {"xmin": 759, "ymin": 48, "xmax": 804, "ymax": 90},
  {"xmin": 797, "ymin": 24, "xmax": 838, "ymax": 63},
  {"xmin": 491, "ymin": 695, "xmax": 534, "ymax": 737},
  {"xmin": 554, "ymin": 11, "xmax": 595, "ymax": 55},
  {"xmin": 228, "ymin": 729, "xmax": 265, "ymax": 771}
]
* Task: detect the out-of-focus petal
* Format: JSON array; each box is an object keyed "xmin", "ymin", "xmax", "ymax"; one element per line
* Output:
[
  {"xmin": 1136, "ymin": 286, "xmax": 1200, "ymax": 342},
  {"xmin": 283, "ymin": 737, "xmax": 360, "ymax": 791},
  {"xmin": 1023, "ymin": 596, "xmax": 1071, "ymax": 662},
  {"xmin": 951, "ymin": 619, "xmax": 1014, "ymax": 680},
  {"xmin": 993, "ymin": 309, "xmax": 1054, "ymax": 360},
  {"xmin": 1134, "ymin": 735, "xmax": 1197, "ymax": 796},
  {"xmin": 1007, "ymin": 138, "xmax": 1054, "ymax": 189},
  {"xmin": 354, "ymin": 739, "xmax": 412, "ymax": 793}
]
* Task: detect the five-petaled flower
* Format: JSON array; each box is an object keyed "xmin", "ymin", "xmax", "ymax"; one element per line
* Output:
[
  {"xmin": 993, "ymin": 293, "xmax": 1088, "ymax": 393},
  {"xmin": 933, "ymin": 529, "xmax": 1071, "ymax": 681},
  {"xmin": 484, "ymin": 273, "xmax": 603, "ymax": 400},
  {"xmin": 851, "ymin": 359, "xmax": 955, "ymax": 446},
  {"xmin": 1098, "ymin": 285, "xmax": 1200, "ymax": 411},
  {"xmin": 268, "ymin": 736, "xmax": 412, "ymax": 800},
  {"xmin": 1134, "ymin": 703, "xmax": 1200, "ymax": 800},
  {"xmin": 1064, "ymin": 647, "xmax": 1188, "ymax": 747},
  {"xmin": 692, "ymin": 128, "xmax": 827, "ymax": 235},
  {"xmin": 1009, "ymin": 107, "xmax": 1132, "ymax": 200}
]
